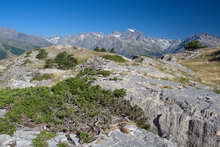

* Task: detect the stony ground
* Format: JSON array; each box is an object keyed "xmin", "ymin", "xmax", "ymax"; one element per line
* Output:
[{"xmin": 0, "ymin": 46, "xmax": 219, "ymax": 147}]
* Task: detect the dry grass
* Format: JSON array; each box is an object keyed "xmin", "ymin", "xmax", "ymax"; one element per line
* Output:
[{"xmin": 180, "ymin": 48, "xmax": 220, "ymax": 88}]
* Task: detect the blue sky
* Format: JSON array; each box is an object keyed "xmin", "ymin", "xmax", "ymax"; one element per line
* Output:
[{"xmin": 0, "ymin": 0, "xmax": 219, "ymax": 39}]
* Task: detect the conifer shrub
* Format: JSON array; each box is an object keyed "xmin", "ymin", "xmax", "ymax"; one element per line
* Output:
[{"xmin": 36, "ymin": 49, "xmax": 48, "ymax": 59}]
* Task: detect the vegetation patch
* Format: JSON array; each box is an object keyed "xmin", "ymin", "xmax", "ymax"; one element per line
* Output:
[
  {"xmin": 78, "ymin": 132, "xmax": 94, "ymax": 144},
  {"xmin": 79, "ymin": 68, "xmax": 111, "ymax": 77},
  {"xmin": 184, "ymin": 40, "xmax": 207, "ymax": 51},
  {"xmin": 36, "ymin": 49, "xmax": 48, "ymax": 59},
  {"xmin": 109, "ymin": 77, "xmax": 122, "ymax": 81},
  {"xmin": 44, "ymin": 52, "xmax": 78, "ymax": 70},
  {"xmin": 23, "ymin": 59, "xmax": 32, "ymax": 65},
  {"xmin": 32, "ymin": 131, "xmax": 56, "ymax": 147},
  {"xmin": 31, "ymin": 73, "xmax": 54, "ymax": 81},
  {"xmin": 0, "ymin": 70, "xmax": 149, "ymax": 143},
  {"xmin": 25, "ymin": 51, "xmax": 33, "ymax": 57},
  {"xmin": 102, "ymin": 55, "xmax": 126, "ymax": 63},
  {"xmin": 173, "ymin": 77, "xmax": 190, "ymax": 85},
  {"xmin": 94, "ymin": 47, "xmax": 107, "ymax": 52},
  {"xmin": 181, "ymin": 48, "xmax": 220, "ymax": 87},
  {"xmin": 57, "ymin": 142, "xmax": 69, "ymax": 147},
  {"xmin": 0, "ymin": 118, "xmax": 16, "ymax": 135}
]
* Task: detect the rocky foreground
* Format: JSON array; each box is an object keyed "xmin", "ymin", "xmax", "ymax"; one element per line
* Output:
[{"xmin": 0, "ymin": 46, "xmax": 219, "ymax": 147}]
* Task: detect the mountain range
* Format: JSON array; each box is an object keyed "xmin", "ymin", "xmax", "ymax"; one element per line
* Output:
[
  {"xmin": 0, "ymin": 27, "xmax": 220, "ymax": 59},
  {"xmin": 46, "ymin": 29, "xmax": 220, "ymax": 57}
]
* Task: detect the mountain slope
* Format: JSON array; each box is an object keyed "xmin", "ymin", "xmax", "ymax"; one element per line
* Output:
[
  {"xmin": 0, "ymin": 27, "xmax": 52, "ymax": 59},
  {"xmin": 47, "ymin": 29, "xmax": 181, "ymax": 57},
  {"xmin": 171, "ymin": 33, "xmax": 220, "ymax": 53},
  {"xmin": 0, "ymin": 45, "xmax": 219, "ymax": 147},
  {"xmin": 47, "ymin": 31, "xmax": 220, "ymax": 58}
]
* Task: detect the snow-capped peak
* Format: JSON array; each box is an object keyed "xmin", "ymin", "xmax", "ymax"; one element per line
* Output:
[{"xmin": 128, "ymin": 29, "xmax": 135, "ymax": 33}]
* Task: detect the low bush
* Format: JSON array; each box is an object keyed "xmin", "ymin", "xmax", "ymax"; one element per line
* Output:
[
  {"xmin": 32, "ymin": 131, "xmax": 56, "ymax": 147},
  {"xmin": 0, "ymin": 118, "xmax": 16, "ymax": 135},
  {"xmin": 31, "ymin": 73, "xmax": 54, "ymax": 81},
  {"xmin": 57, "ymin": 142, "xmax": 69, "ymax": 147},
  {"xmin": 184, "ymin": 40, "xmax": 207, "ymax": 51},
  {"xmin": 78, "ymin": 68, "xmax": 111, "ymax": 77},
  {"xmin": 44, "ymin": 52, "xmax": 78, "ymax": 70},
  {"xmin": 36, "ymin": 49, "xmax": 48, "ymax": 59},
  {"xmin": 78, "ymin": 132, "xmax": 94, "ymax": 144},
  {"xmin": 102, "ymin": 55, "xmax": 126, "ymax": 63},
  {"xmin": 0, "ymin": 71, "xmax": 149, "ymax": 142},
  {"xmin": 94, "ymin": 47, "xmax": 106, "ymax": 52}
]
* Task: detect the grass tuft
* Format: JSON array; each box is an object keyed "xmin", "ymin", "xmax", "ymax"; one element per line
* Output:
[
  {"xmin": 32, "ymin": 131, "xmax": 56, "ymax": 147},
  {"xmin": 102, "ymin": 55, "xmax": 126, "ymax": 63}
]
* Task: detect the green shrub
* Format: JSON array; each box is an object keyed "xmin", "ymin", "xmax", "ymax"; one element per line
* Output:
[
  {"xmin": 79, "ymin": 68, "xmax": 111, "ymax": 77},
  {"xmin": 57, "ymin": 142, "xmax": 69, "ymax": 147},
  {"xmin": 78, "ymin": 132, "xmax": 94, "ymax": 143},
  {"xmin": 102, "ymin": 55, "xmax": 126, "ymax": 63},
  {"xmin": 184, "ymin": 40, "xmax": 207, "ymax": 51},
  {"xmin": 173, "ymin": 77, "xmax": 190, "ymax": 85},
  {"xmin": 44, "ymin": 59, "xmax": 55, "ymax": 68},
  {"xmin": 214, "ymin": 89, "xmax": 220, "ymax": 94},
  {"xmin": 36, "ymin": 49, "xmax": 48, "ymax": 59},
  {"xmin": 25, "ymin": 51, "xmax": 32, "ymax": 57},
  {"xmin": 94, "ymin": 47, "xmax": 106, "ymax": 52},
  {"xmin": 0, "ymin": 72, "xmax": 149, "ymax": 143},
  {"xmin": 32, "ymin": 131, "xmax": 56, "ymax": 147},
  {"xmin": 0, "ymin": 118, "xmax": 16, "ymax": 135},
  {"xmin": 31, "ymin": 74, "xmax": 54, "ymax": 81},
  {"xmin": 113, "ymin": 89, "xmax": 126, "ymax": 97},
  {"xmin": 110, "ymin": 48, "xmax": 115, "ymax": 53},
  {"xmin": 54, "ymin": 52, "xmax": 78, "ymax": 70},
  {"xmin": 109, "ymin": 77, "xmax": 122, "ymax": 81},
  {"xmin": 23, "ymin": 59, "xmax": 32, "ymax": 65}
]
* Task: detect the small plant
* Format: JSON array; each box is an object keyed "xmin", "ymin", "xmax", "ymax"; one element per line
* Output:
[
  {"xmin": 78, "ymin": 132, "xmax": 93, "ymax": 143},
  {"xmin": 102, "ymin": 55, "xmax": 126, "ymax": 63},
  {"xmin": 44, "ymin": 59, "xmax": 55, "ymax": 68},
  {"xmin": 79, "ymin": 68, "xmax": 111, "ymax": 77},
  {"xmin": 97, "ymin": 70, "xmax": 111, "ymax": 77},
  {"xmin": 31, "ymin": 73, "xmax": 54, "ymax": 81},
  {"xmin": 32, "ymin": 131, "xmax": 56, "ymax": 147},
  {"xmin": 113, "ymin": 89, "xmax": 126, "ymax": 97},
  {"xmin": 94, "ymin": 47, "xmax": 106, "ymax": 52},
  {"xmin": 136, "ymin": 119, "xmax": 151, "ymax": 131},
  {"xmin": 110, "ymin": 48, "xmax": 115, "ymax": 53},
  {"xmin": 214, "ymin": 88, "xmax": 220, "ymax": 94},
  {"xmin": 57, "ymin": 142, "xmax": 69, "ymax": 147},
  {"xmin": 0, "ymin": 118, "xmax": 16, "ymax": 135},
  {"xmin": 23, "ymin": 59, "xmax": 32, "ymax": 65},
  {"xmin": 25, "ymin": 51, "xmax": 32, "ymax": 57},
  {"xmin": 173, "ymin": 77, "xmax": 190, "ymax": 85},
  {"xmin": 36, "ymin": 49, "xmax": 48, "ymax": 59},
  {"xmin": 109, "ymin": 77, "xmax": 121, "ymax": 81}
]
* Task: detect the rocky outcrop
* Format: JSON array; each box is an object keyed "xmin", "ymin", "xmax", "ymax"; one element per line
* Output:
[
  {"xmin": 84, "ymin": 57, "xmax": 220, "ymax": 147},
  {"xmin": 0, "ymin": 125, "xmax": 176, "ymax": 147}
]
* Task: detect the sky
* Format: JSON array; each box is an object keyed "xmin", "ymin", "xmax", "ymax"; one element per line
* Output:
[{"xmin": 0, "ymin": 0, "xmax": 219, "ymax": 39}]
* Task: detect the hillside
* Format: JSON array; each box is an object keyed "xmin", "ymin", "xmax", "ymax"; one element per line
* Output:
[
  {"xmin": 47, "ymin": 30, "xmax": 220, "ymax": 58},
  {"xmin": 0, "ymin": 45, "xmax": 219, "ymax": 147},
  {"xmin": 0, "ymin": 27, "xmax": 52, "ymax": 59},
  {"xmin": 178, "ymin": 48, "xmax": 220, "ymax": 91}
]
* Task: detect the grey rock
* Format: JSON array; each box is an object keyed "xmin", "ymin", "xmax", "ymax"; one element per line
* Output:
[
  {"xmin": 85, "ymin": 57, "xmax": 220, "ymax": 147},
  {"xmin": 0, "ymin": 109, "xmax": 6, "ymax": 118}
]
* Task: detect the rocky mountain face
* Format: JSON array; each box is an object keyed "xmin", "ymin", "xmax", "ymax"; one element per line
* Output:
[
  {"xmin": 46, "ymin": 30, "xmax": 220, "ymax": 58},
  {"xmin": 171, "ymin": 33, "xmax": 220, "ymax": 53},
  {"xmin": 46, "ymin": 29, "xmax": 181, "ymax": 57},
  {"xmin": 0, "ymin": 45, "xmax": 219, "ymax": 147},
  {"xmin": 0, "ymin": 27, "xmax": 52, "ymax": 59}
]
